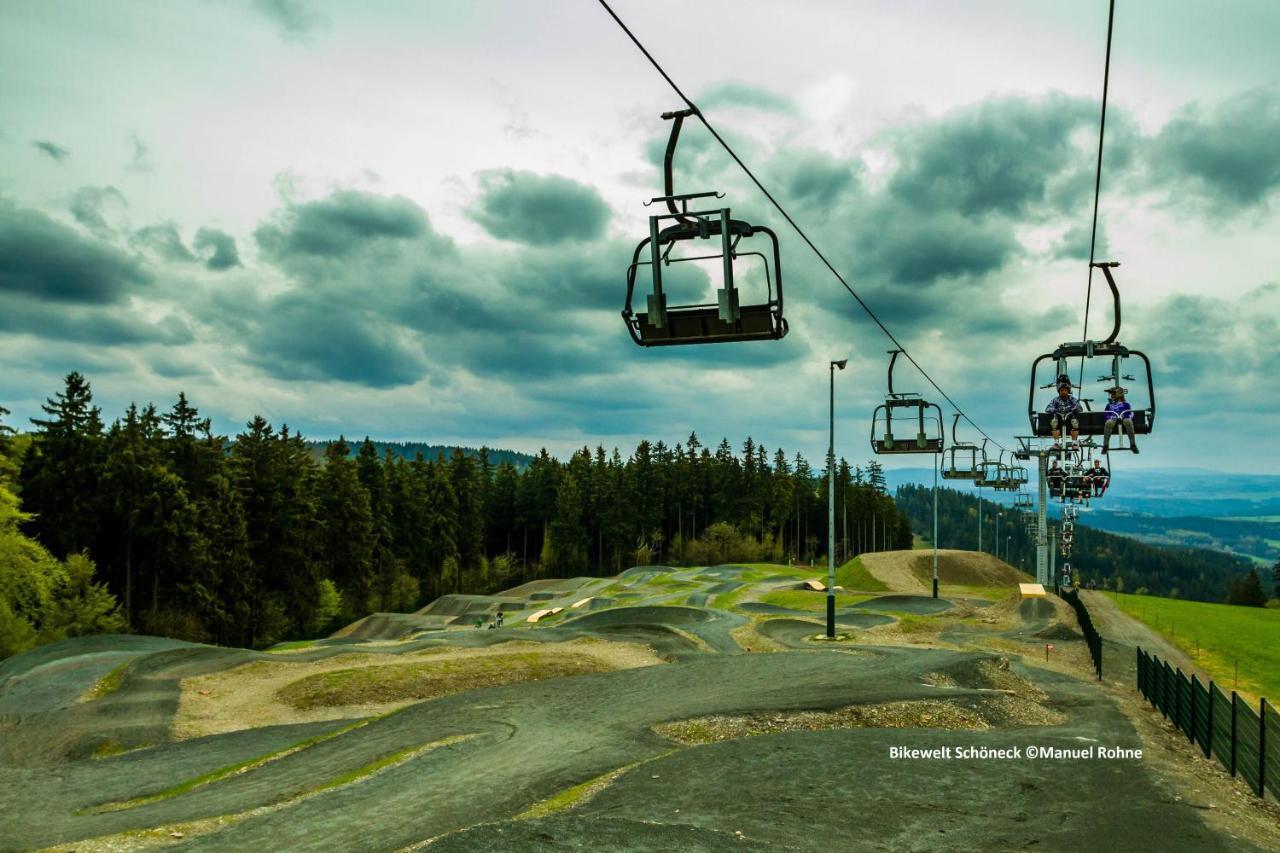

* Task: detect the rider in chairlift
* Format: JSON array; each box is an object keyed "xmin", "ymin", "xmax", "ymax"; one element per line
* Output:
[
  {"xmin": 1089, "ymin": 458, "xmax": 1110, "ymax": 497},
  {"xmin": 1047, "ymin": 459, "xmax": 1065, "ymax": 498},
  {"xmin": 1046, "ymin": 376, "xmax": 1082, "ymax": 448},
  {"xmin": 1102, "ymin": 386, "xmax": 1139, "ymax": 454}
]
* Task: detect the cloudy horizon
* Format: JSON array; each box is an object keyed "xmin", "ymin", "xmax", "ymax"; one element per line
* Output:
[{"xmin": 2, "ymin": 0, "xmax": 1278, "ymax": 473}]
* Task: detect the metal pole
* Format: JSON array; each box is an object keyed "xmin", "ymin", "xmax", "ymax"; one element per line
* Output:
[
  {"xmin": 827, "ymin": 362, "xmax": 836, "ymax": 638},
  {"xmin": 1036, "ymin": 451, "xmax": 1049, "ymax": 586},
  {"xmin": 932, "ymin": 451, "xmax": 939, "ymax": 598},
  {"xmin": 977, "ymin": 485, "xmax": 983, "ymax": 553}
]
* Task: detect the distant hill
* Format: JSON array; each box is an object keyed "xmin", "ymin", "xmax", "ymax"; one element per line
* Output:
[
  {"xmin": 303, "ymin": 440, "xmax": 536, "ymax": 469},
  {"xmin": 881, "ymin": 466, "xmax": 1280, "ymax": 518},
  {"xmin": 1080, "ymin": 510, "xmax": 1279, "ymax": 566},
  {"xmin": 894, "ymin": 483, "xmax": 1258, "ymax": 603}
]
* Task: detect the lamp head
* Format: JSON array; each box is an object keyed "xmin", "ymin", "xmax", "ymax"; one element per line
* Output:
[{"xmin": 833, "ymin": 359, "xmax": 848, "ymax": 370}]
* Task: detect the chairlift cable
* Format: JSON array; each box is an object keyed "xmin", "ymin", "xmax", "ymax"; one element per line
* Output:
[
  {"xmin": 596, "ymin": 0, "xmax": 1007, "ymax": 452},
  {"xmin": 1077, "ymin": 0, "xmax": 1117, "ymax": 389}
]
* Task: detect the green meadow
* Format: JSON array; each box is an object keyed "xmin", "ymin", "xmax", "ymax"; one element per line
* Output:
[{"xmin": 1110, "ymin": 591, "xmax": 1280, "ymax": 701}]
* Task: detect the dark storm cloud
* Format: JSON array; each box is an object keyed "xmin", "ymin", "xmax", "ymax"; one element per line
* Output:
[
  {"xmin": 193, "ymin": 227, "xmax": 241, "ymax": 270},
  {"xmin": 773, "ymin": 150, "xmax": 858, "ymax": 207},
  {"xmin": 254, "ymin": 190, "xmax": 435, "ymax": 260},
  {"xmin": 1050, "ymin": 222, "xmax": 1107, "ymax": 262},
  {"xmin": 468, "ymin": 170, "xmax": 610, "ymax": 245},
  {"xmin": 1151, "ymin": 86, "xmax": 1280, "ymax": 215},
  {"xmin": 33, "ymin": 140, "xmax": 70, "ymax": 162},
  {"xmin": 1134, "ymin": 284, "xmax": 1279, "ymax": 392},
  {"xmin": 0, "ymin": 293, "xmax": 192, "ymax": 346},
  {"xmin": 69, "ymin": 186, "xmax": 127, "ymax": 237},
  {"xmin": 886, "ymin": 93, "xmax": 1101, "ymax": 218},
  {"xmin": 244, "ymin": 293, "xmax": 428, "ymax": 388},
  {"xmin": 852, "ymin": 204, "xmax": 1019, "ymax": 285},
  {"xmin": 250, "ymin": 0, "xmax": 328, "ymax": 43},
  {"xmin": 698, "ymin": 81, "xmax": 796, "ymax": 114},
  {"xmin": 130, "ymin": 222, "xmax": 196, "ymax": 263},
  {"xmin": 227, "ymin": 188, "xmax": 646, "ymax": 387},
  {"xmin": 0, "ymin": 200, "xmax": 148, "ymax": 303}
]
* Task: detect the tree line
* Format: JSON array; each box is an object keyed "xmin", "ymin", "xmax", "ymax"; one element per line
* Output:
[
  {"xmin": 894, "ymin": 484, "xmax": 1267, "ymax": 604},
  {"xmin": 2, "ymin": 372, "xmax": 913, "ymax": 653}
]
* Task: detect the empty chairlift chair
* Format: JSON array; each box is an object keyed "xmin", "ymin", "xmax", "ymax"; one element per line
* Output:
[
  {"xmin": 942, "ymin": 414, "xmax": 982, "ymax": 480},
  {"xmin": 871, "ymin": 351, "xmax": 945, "ymax": 455},
  {"xmin": 1028, "ymin": 262, "xmax": 1155, "ymax": 440},
  {"xmin": 623, "ymin": 109, "xmax": 788, "ymax": 346},
  {"xmin": 975, "ymin": 458, "xmax": 1004, "ymax": 488}
]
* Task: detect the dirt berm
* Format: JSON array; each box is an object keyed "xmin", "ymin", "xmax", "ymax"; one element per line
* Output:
[{"xmin": 860, "ymin": 549, "xmax": 1029, "ymax": 593}]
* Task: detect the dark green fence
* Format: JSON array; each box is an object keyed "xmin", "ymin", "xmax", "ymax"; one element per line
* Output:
[
  {"xmin": 1137, "ymin": 647, "xmax": 1276, "ymax": 801},
  {"xmin": 1059, "ymin": 588, "xmax": 1102, "ymax": 679}
]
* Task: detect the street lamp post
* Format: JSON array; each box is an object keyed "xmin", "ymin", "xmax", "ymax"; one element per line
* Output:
[
  {"xmin": 995, "ymin": 511, "xmax": 1001, "ymax": 560},
  {"xmin": 932, "ymin": 451, "xmax": 939, "ymax": 598},
  {"xmin": 827, "ymin": 358, "xmax": 847, "ymax": 639}
]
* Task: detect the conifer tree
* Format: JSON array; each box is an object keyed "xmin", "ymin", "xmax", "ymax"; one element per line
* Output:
[
  {"xmin": 319, "ymin": 438, "xmax": 375, "ymax": 615},
  {"xmin": 20, "ymin": 372, "xmax": 105, "ymax": 558}
]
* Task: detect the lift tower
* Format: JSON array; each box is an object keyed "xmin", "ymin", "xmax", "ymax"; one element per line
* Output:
[{"xmin": 1014, "ymin": 437, "xmax": 1058, "ymax": 586}]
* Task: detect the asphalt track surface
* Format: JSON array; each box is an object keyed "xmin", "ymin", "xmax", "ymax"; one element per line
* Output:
[{"xmin": 0, "ymin": 564, "xmax": 1262, "ymax": 852}]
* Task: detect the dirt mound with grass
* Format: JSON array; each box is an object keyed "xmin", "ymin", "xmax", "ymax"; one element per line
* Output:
[
  {"xmin": 498, "ymin": 577, "xmax": 597, "ymax": 598},
  {"xmin": 861, "ymin": 550, "xmax": 1029, "ymax": 593},
  {"xmin": 277, "ymin": 652, "xmax": 612, "ymax": 709},
  {"xmin": 560, "ymin": 605, "xmax": 714, "ymax": 630},
  {"xmin": 1034, "ymin": 623, "xmax": 1084, "ymax": 642},
  {"xmin": 175, "ymin": 639, "xmax": 664, "ymax": 738},
  {"xmin": 853, "ymin": 595, "xmax": 954, "ymax": 615}
]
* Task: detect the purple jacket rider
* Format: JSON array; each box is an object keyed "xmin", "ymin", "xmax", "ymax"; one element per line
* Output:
[{"xmin": 1104, "ymin": 400, "xmax": 1133, "ymax": 421}]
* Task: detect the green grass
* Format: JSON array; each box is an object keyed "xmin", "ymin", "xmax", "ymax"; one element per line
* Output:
[
  {"xmin": 515, "ymin": 753, "xmax": 674, "ymax": 819},
  {"xmin": 1109, "ymin": 591, "xmax": 1280, "ymax": 700},
  {"xmin": 311, "ymin": 738, "xmax": 463, "ymax": 792},
  {"xmin": 267, "ymin": 640, "xmax": 320, "ymax": 653},
  {"xmin": 758, "ymin": 590, "xmax": 872, "ymax": 612},
  {"xmin": 84, "ymin": 716, "xmax": 379, "ymax": 813},
  {"xmin": 91, "ymin": 739, "xmax": 128, "ymax": 759},
  {"xmin": 82, "ymin": 661, "xmax": 130, "ymax": 701},
  {"xmin": 938, "ymin": 584, "xmax": 1012, "ymax": 602},
  {"xmin": 833, "ymin": 557, "xmax": 889, "ymax": 592},
  {"xmin": 276, "ymin": 651, "xmax": 613, "ymax": 709}
]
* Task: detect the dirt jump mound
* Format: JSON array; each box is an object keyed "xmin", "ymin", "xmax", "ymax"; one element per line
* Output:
[
  {"xmin": 853, "ymin": 595, "xmax": 954, "ymax": 615},
  {"xmin": 861, "ymin": 550, "xmax": 1029, "ymax": 593}
]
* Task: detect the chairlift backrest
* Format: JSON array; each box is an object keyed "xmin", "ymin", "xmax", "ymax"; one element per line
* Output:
[
  {"xmin": 871, "ymin": 351, "xmax": 944, "ymax": 455},
  {"xmin": 622, "ymin": 110, "xmax": 788, "ymax": 346}
]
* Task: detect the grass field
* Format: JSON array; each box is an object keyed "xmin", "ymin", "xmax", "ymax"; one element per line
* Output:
[
  {"xmin": 1109, "ymin": 591, "xmax": 1280, "ymax": 700},
  {"xmin": 833, "ymin": 557, "xmax": 890, "ymax": 592}
]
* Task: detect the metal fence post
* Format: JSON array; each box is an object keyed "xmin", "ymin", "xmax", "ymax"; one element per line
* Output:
[
  {"xmin": 1230, "ymin": 691, "xmax": 1237, "ymax": 778},
  {"xmin": 1182, "ymin": 676, "xmax": 1192, "ymax": 742},
  {"xmin": 1205, "ymin": 681, "xmax": 1214, "ymax": 759},
  {"xmin": 1176, "ymin": 667, "xmax": 1184, "ymax": 733},
  {"xmin": 1260, "ymin": 698, "xmax": 1268, "ymax": 797}
]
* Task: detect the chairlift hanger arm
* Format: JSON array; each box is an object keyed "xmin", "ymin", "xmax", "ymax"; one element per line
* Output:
[
  {"xmin": 1090, "ymin": 261, "xmax": 1121, "ymax": 345},
  {"xmin": 887, "ymin": 349, "xmax": 902, "ymax": 397},
  {"xmin": 661, "ymin": 108, "xmax": 699, "ymax": 223}
]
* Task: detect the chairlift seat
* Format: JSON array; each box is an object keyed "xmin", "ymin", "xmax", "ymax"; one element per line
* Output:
[
  {"xmin": 873, "ymin": 436, "xmax": 944, "ymax": 455},
  {"xmin": 1032, "ymin": 409, "xmax": 1151, "ymax": 437},
  {"xmin": 632, "ymin": 302, "xmax": 787, "ymax": 345}
]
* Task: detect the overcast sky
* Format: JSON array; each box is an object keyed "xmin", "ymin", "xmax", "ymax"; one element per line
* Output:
[{"xmin": 1, "ymin": 0, "xmax": 1277, "ymax": 473}]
